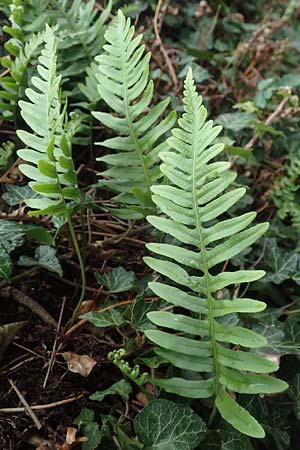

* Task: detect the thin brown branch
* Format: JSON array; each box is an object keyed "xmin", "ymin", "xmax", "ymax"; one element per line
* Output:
[
  {"xmin": 8, "ymin": 379, "xmax": 42, "ymax": 429},
  {"xmin": 153, "ymin": 0, "xmax": 178, "ymax": 90},
  {"xmin": 245, "ymin": 96, "xmax": 289, "ymax": 149},
  {"xmin": 0, "ymin": 393, "xmax": 85, "ymax": 413},
  {"xmin": 1, "ymin": 286, "xmax": 57, "ymax": 328}
]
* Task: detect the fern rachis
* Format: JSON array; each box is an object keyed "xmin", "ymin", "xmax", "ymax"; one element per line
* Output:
[{"xmin": 144, "ymin": 69, "xmax": 288, "ymax": 438}]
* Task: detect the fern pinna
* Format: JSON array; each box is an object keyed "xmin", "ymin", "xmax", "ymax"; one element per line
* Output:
[
  {"xmin": 93, "ymin": 10, "xmax": 176, "ymax": 218},
  {"xmin": 145, "ymin": 70, "xmax": 288, "ymax": 438}
]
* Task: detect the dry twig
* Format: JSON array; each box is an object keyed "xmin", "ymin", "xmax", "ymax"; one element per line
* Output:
[
  {"xmin": 153, "ymin": 0, "xmax": 178, "ymax": 90},
  {"xmin": 0, "ymin": 393, "xmax": 85, "ymax": 413},
  {"xmin": 8, "ymin": 378, "xmax": 42, "ymax": 429},
  {"xmin": 1, "ymin": 286, "xmax": 58, "ymax": 328}
]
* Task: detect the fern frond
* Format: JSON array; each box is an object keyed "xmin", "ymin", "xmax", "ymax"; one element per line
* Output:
[
  {"xmin": 2, "ymin": 0, "xmax": 24, "ymax": 57},
  {"xmin": 93, "ymin": 10, "xmax": 176, "ymax": 218},
  {"xmin": 16, "ymin": 25, "xmax": 80, "ymax": 217},
  {"xmin": 0, "ymin": 30, "xmax": 45, "ymax": 121},
  {"xmin": 56, "ymin": 0, "xmax": 112, "ymax": 79},
  {"xmin": 144, "ymin": 69, "xmax": 288, "ymax": 438}
]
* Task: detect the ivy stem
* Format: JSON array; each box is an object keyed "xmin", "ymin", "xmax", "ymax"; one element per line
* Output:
[{"xmin": 67, "ymin": 215, "xmax": 86, "ymax": 323}]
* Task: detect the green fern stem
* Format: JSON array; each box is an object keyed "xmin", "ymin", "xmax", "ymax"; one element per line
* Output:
[
  {"xmin": 191, "ymin": 94, "xmax": 220, "ymax": 420},
  {"xmin": 120, "ymin": 36, "xmax": 152, "ymax": 197},
  {"xmin": 68, "ymin": 214, "xmax": 86, "ymax": 323}
]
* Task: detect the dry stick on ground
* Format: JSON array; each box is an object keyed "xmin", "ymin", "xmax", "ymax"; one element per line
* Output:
[
  {"xmin": 8, "ymin": 378, "xmax": 42, "ymax": 429},
  {"xmin": 43, "ymin": 297, "xmax": 67, "ymax": 388},
  {"xmin": 0, "ymin": 393, "xmax": 85, "ymax": 413},
  {"xmin": 153, "ymin": 0, "xmax": 178, "ymax": 90},
  {"xmin": 1, "ymin": 286, "xmax": 58, "ymax": 328},
  {"xmin": 245, "ymin": 96, "xmax": 289, "ymax": 149}
]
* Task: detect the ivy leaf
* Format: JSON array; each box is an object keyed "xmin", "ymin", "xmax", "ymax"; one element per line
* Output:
[
  {"xmin": 130, "ymin": 292, "xmax": 159, "ymax": 331},
  {"xmin": 252, "ymin": 315, "xmax": 300, "ymax": 354},
  {"xmin": 95, "ymin": 266, "xmax": 136, "ymax": 293},
  {"xmin": 262, "ymin": 239, "xmax": 300, "ymax": 285},
  {"xmin": 82, "ymin": 309, "xmax": 127, "ymax": 328},
  {"xmin": 74, "ymin": 408, "xmax": 95, "ymax": 428},
  {"xmin": 215, "ymin": 112, "xmax": 255, "ymax": 132},
  {"xmin": 288, "ymin": 374, "xmax": 300, "ymax": 419},
  {"xmin": 219, "ymin": 427, "xmax": 254, "ymax": 450},
  {"xmin": 0, "ymin": 220, "xmax": 26, "ymax": 253},
  {"xmin": 18, "ymin": 245, "xmax": 63, "ymax": 276},
  {"xmin": 74, "ymin": 408, "xmax": 102, "ymax": 450},
  {"xmin": 82, "ymin": 422, "xmax": 102, "ymax": 450},
  {"xmin": 0, "ymin": 245, "xmax": 12, "ymax": 281},
  {"xmin": 2, "ymin": 184, "xmax": 42, "ymax": 206},
  {"xmin": 90, "ymin": 379, "xmax": 132, "ymax": 402},
  {"xmin": 178, "ymin": 62, "xmax": 210, "ymax": 83},
  {"xmin": 134, "ymin": 399, "xmax": 206, "ymax": 450}
]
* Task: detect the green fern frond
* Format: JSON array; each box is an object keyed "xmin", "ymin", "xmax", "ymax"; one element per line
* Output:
[
  {"xmin": 16, "ymin": 25, "xmax": 80, "ymax": 217},
  {"xmin": 56, "ymin": 0, "xmax": 112, "ymax": 79},
  {"xmin": 0, "ymin": 30, "xmax": 45, "ymax": 121},
  {"xmin": 93, "ymin": 10, "xmax": 176, "ymax": 218},
  {"xmin": 2, "ymin": 0, "xmax": 24, "ymax": 57},
  {"xmin": 144, "ymin": 69, "xmax": 288, "ymax": 438}
]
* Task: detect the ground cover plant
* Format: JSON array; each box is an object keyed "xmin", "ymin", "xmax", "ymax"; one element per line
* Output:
[{"xmin": 0, "ymin": 1, "xmax": 300, "ymax": 449}]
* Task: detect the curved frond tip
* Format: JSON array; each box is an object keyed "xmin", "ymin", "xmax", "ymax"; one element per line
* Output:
[{"xmin": 16, "ymin": 25, "xmax": 80, "ymax": 217}]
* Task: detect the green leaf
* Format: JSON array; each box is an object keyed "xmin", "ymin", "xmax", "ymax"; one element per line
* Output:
[
  {"xmin": 95, "ymin": 266, "xmax": 136, "ymax": 293},
  {"xmin": 215, "ymin": 112, "xmax": 255, "ymax": 132},
  {"xmin": 134, "ymin": 399, "xmax": 206, "ymax": 450},
  {"xmin": 261, "ymin": 238, "xmax": 300, "ymax": 285},
  {"xmin": 2, "ymin": 184, "xmax": 42, "ymax": 206},
  {"xmin": 74, "ymin": 408, "xmax": 95, "ymax": 428},
  {"xmin": 216, "ymin": 387, "xmax": 265, "ymax": 438},
  {"xmin": 24, "ymin": 225, "xmax": 54, "ymax": 246},
  {"xmin": 18, "ymin": 245, "xmax": 62, "ymax": 276},
  {"xmin": 74, "ymin": 408, "xmax": 103, "ymax": 450},
  {"xmin": 90, "ymin": 379, "xmax": 132, "ymax": 402},
  {"xmin": 82, "ymin": 422, "xmax": 102, "ymax": 450},
  {"xmin": 81, "ymin": 309, "xmax": 127, "ymax": 328},
  {"xmin": 0, "ymin": 220, "xmax": 26, "ymax": 253},
  {"xmin": 130, "ymin": 292, "xmax": 159, "ymax": 331}
]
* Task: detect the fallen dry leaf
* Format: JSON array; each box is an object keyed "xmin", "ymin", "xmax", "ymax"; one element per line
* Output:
[
  {"xmin": 63, "ymin": 352, "xmax": 97, "ymax": 377},
  {"xmin": 77, "ymin": 300, "xmax": 94, "ymax": 316},
  {"xmin": 57, "ymin": 427, "xmax": 88, "ymax": 450}
]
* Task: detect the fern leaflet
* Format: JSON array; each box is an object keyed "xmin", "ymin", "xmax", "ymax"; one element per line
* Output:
[
  {"xmin": 145, "ymin": 70, "xmax": 288, "ymax": 438},
  {"xmin": 94, "ymin": 10, "xmax": 176, "ymax": 218}
]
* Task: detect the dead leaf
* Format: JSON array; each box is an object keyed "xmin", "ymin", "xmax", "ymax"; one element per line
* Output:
[
  {"xmin": 57, "ymin": 427, "xmax": 88, "ymax": 450},
  {"xmin": 0, "ymin": 321, "xmax": 26, "ymax": 362},
  {"xmin": 77, "ymin": 300, "xmax": 94, "ymax": 316},
  {"xmin": 63, "ymin": 352, "xmax": 97, "ymax": 377}
]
